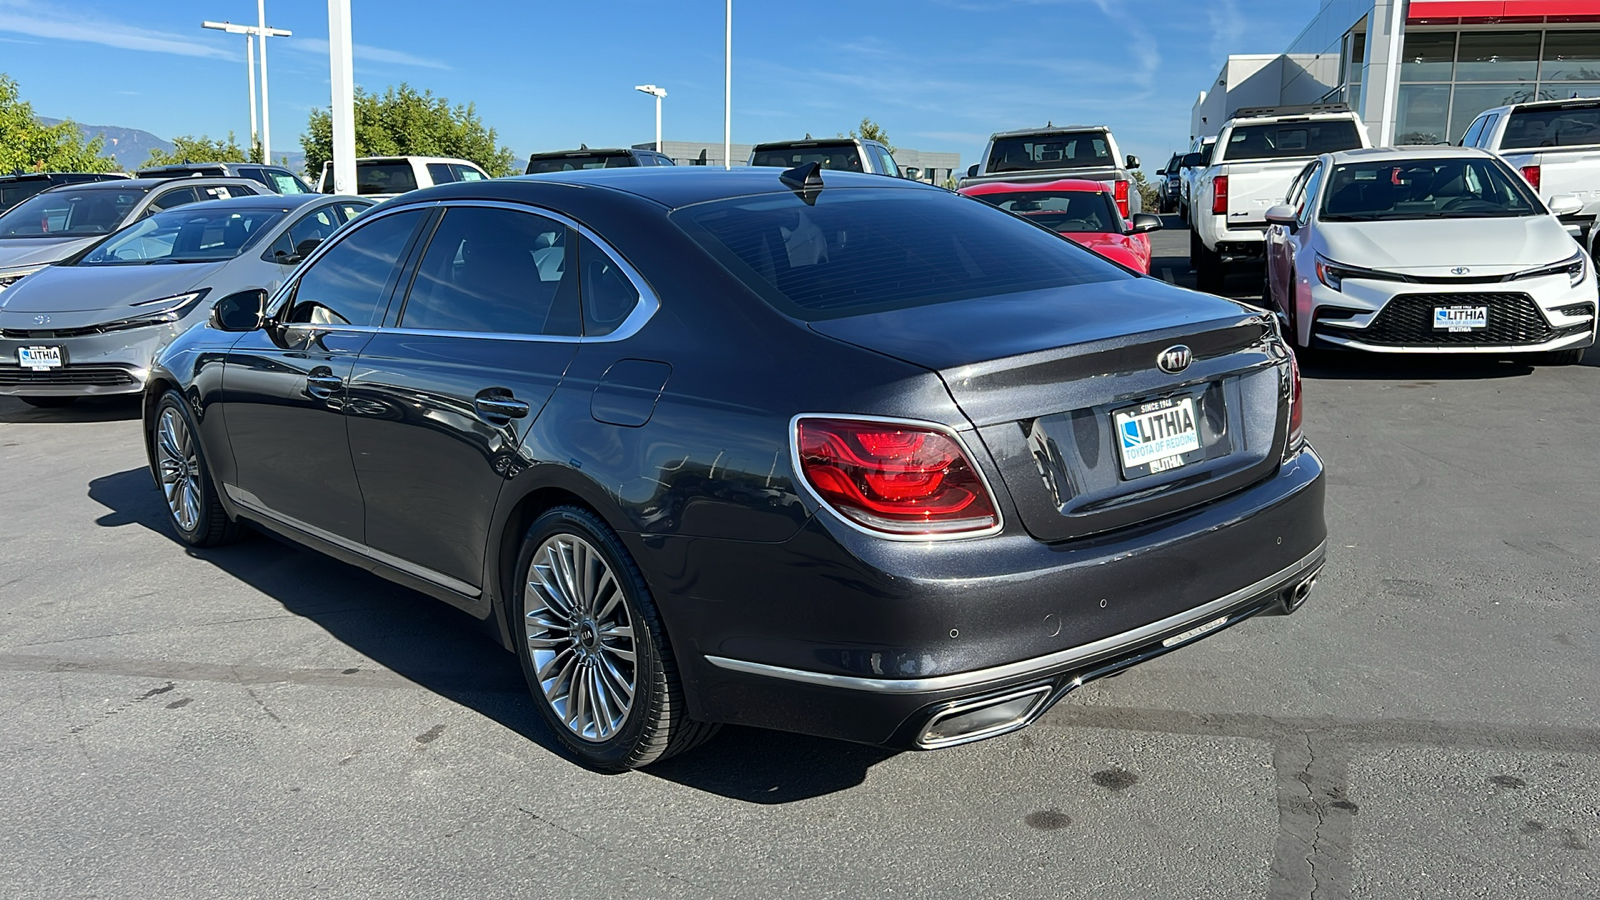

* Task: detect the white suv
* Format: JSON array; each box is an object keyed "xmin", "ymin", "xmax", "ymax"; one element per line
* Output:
[{"xmin": 317, "ymin": 156, "xmax": 490, "ymax": 198}]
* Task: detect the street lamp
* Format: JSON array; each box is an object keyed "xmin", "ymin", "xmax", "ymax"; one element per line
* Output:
[
  {"xmin": 634, "ymin": 84, "xmax": 667, "ymax": 153},
  {"xmin": 201, "ymin": 10, "xmax": 290, "ymax": 162}
]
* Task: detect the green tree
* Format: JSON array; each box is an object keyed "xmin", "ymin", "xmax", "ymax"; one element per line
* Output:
[
  {"xmin": 141, "ymin": 132, "xmax": 250, "ymax": 169},
  {"xmin": 1130, "ymin": 170, "xmax": 1161, "ymax": 216},
  {"xmin": 843, "ymin": 116, "xmax": 894, "ymax": 154},
  {"xmin": 0, "ymin": 74, "xmax": 117, "ymax": 173},
  {"xmin": 301, "ymin": 83, "xmax": 518, "ymax": 180}
]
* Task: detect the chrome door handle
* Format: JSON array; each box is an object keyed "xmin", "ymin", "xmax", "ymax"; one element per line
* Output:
[
  {"xmin": 474, "ymin": 395, "xmax": 530, "ymax": 421},
  {"xmin": 306, "ymin": 374, "xmax": 342, "ymax": 398}
]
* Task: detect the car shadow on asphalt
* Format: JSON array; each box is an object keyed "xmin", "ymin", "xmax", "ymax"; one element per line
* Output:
[
  {"xmin": 1298, "ymin": 351, "xmax": 1540, "ymax": 381},
  {"xmin": 85, "ymin": 465, "xmax": 893, "ymax": 802},
  {"xmin": 0, "ymin": 395, "xmax": 142, "ymax": 424}
]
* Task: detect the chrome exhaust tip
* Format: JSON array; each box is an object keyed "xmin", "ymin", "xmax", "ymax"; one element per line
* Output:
[
  {"xmin": 1285, "ymin": 573, "xmax": 1317, "ymax": 612},
  {"xmin": 914, "ymin": 684, "xmax": 1053, "ymax": 750}
]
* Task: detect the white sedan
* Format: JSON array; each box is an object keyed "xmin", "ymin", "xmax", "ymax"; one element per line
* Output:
[{"xmin": 1264, "ymin": 146, "xmax": 1596, "ymax": 364}]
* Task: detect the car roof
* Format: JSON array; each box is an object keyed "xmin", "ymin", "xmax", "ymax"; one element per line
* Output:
[
  {"xmin": 358, "ymin": 156, "xmax": 479, "ymax": 166},
  {"xmin": 1326, "ymin": 146, "xmax": 1492, "ymax": 164},
  {"xmin": 989, "ymin": 126, "xmax": 1107, "ymax": 138},
  {"xmin": 150, "ymin": 194, "xmax": 347, "ymax": 215},
  {"xmin": 402, "ymin": 166, "xmax": 938, "ymax": 211},
  {"xmin": 0, "ymin": 171, "xmax": 128, "ymax": 183},
  {"xmin": 49, "ymin": 176, "xmax": 261, "ymax": 192},
  {"xmin": 1503, "ymin": 97, "xmax": 1600, "ymax": 112},
  {"xmin": 752, "ymin": 139, "xmax": 862, "ymax": 149},
  {"xmin": 958, "ymin": 178, "xmax": 1112, "ymax": 195},
  {"xmin": 530, "ymin": 148, "xmax": 637, "ymax": 157}
]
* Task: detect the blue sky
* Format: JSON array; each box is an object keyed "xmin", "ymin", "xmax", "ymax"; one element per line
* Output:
[{"xmin": 0, "ymin": 0, "xmax": 1317, "ymax": 173}]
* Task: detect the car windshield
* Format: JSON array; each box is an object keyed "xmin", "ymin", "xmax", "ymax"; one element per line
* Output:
[
  {"xmin": 672, "ymin": 187, "xmax": 1125, "ymax": 320},
  {"xmin": 1223, "ymin": 121, "xmax": 1362, "ymax": 161},
  {"xmin": 985, "ymin": 133, "xmax": 1112, "ymax": 173},
  {"xmin": 355, "ymin": 162, "xmax": 418, "ymax": 195},
  {"xmin": 969, "ymin": 189, "xmax": 1120, "ymax": 233},
  {"xmin": 1502, "ymin": 104, "xmax": 1600, "ymax": 149},
  {"xmin": 76, "ymin": 205, "xmax": 287, "ymax": 265},
  {"xmin": 750, "ymin": 144, "xmax": 864, "ymax": 172},
  {"xmin": 0, "ymin": 187, "xmax": 143, "ymax": 238},
  {"xmin": 1319, "ymin": 158, "xmax": 1539, "ymax": 220},
  {"xmin": 526, "ymin": 154, "xmax": 634, "ymax": 173}
]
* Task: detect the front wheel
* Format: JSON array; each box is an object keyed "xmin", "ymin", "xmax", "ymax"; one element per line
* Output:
[
  {"xmin": 514, "ymin": 506, "xmax": 718, "ymax": 770},
  {"xmin": 151, "ymin": 391, "xmax": 242, "ymax": 547}
]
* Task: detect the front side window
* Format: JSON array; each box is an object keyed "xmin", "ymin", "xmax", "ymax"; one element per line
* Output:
[
  {"xmin": 0, "ymin": 187, "xmax": 143, "ymax": 237},
  {"xmin": 1296, "ymin": 165, "xmax": 1325, "ymax": 226},
  {"xmin": 1320, "ymin": 158, "xmax": 1538, "ymax": 220},
  {"xmin": 397, "ymin": 207, "xmax": 579, "ymax": 336},
  {"xmin": 985, "ymin": 134, "xmax": 1112, "ymax": 173},
  {"xmin": 452, "ymin": 164, "xmax": 487, "ymax": 181},
  {"xmin": 80, "ymin": 206, "xmax": 286, "ymax": 265},
  {"xmin": 263, "ymin": 207, "xmax": 342, "ymax": 265},
  {"xmin": 282, "ymin": 209, "xmax": 424, "ymax": 326},
  {"xmin": 969, "ymin": 188, "xmax": 1120, "ymax": 233},
  {"xmin": 1223, "ymin": 121, "xmax": 1362, "ymax": 161},
  {"xmin": 673, "ymin": 187, "xmax": 1125, "ymax": 320},
  {"xmin": 268, "ymin": 171, "xmax": 310, "ymax": 194}
]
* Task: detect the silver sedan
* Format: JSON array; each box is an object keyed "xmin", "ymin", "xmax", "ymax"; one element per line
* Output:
[{"xmin": 0, "ymin": 194, "xmax": 373, "ymax": 407}]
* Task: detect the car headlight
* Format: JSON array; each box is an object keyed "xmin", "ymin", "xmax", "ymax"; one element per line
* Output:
[
  {"xmin": 97, "ymin": 290, "xmax": 210, "ymax": 333},
  {"xmin": 1314, "ymin": 255, "xmax": 1351, "ymax": 292},
  {"xmin": 0, "ymin": 264, "xmax": 47, "ymax": 293},
  {"xmin": 1511, "ymin": 250, "xmax": 1587, "ymax": 288}
]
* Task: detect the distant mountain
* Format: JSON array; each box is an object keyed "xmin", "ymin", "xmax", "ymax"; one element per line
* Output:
[{"xmin": 38, "ymin": 117, "xmax": 307, "ymax": 176}]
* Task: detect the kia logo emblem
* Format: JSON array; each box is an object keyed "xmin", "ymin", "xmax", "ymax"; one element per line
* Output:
[
  {"xmin": 31, "ymin": 314, "xmax": 49, "ymax": 326},
  {"xmin": 1451, "ymin": 266, "xmax": 1471, "ymax": 275},
  {"xmin": 1157, "ymin": 345, "xmax": 1192, "ymax": 374}
]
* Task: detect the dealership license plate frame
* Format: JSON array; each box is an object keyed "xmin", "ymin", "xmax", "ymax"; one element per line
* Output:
[
  {"xmin": 1433, "ymin": 305, "xmax": 1488, "ymax": 333},
  {"xmin": 17, "ymin": 345, "xmax": 64, "ymax": 371},
  {"xmin": 1113, "ymin": 394, "xmax": 1205, "ymax": 480}
]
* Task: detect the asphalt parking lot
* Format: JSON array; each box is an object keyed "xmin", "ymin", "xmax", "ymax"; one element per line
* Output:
[{"xmin": 2, "ymin": 218, "xmax": 1597, "ymax": 899}]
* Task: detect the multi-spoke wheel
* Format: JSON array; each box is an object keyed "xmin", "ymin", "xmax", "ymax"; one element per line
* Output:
[
  {"xmin": 150, "ymin": 391, "xmax": 241, "ymax": 547},
  {"xmin": 513, "ymin": 506, "xmax": 718, "ymax": 770}
]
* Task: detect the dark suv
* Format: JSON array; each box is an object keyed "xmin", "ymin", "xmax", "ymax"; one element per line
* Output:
[
  {"xmin": 137, "ymin": 162, "xmax": 313, "ymax": 195},
  {"xmin": 749, "ymin": 138, "xmax": 902, "ymax": 176},
  {"xmin": 525, "ymin": 148, "xmax": 675, "ymax": 174},
  {"xmin": 0, "ymin": 171, "xmax": 130, "ymax": 213}
]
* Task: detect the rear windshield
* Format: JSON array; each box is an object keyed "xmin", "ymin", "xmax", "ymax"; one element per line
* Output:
[
  {"xmin": 1222, "ymin": 120, "xmax": 1362, "ymax": 161},
  {"xmin": 968, "ymin": 189, "xmax": 1120, "ymax": 233},
  {"xmin": 1502, "ymin": 104, "xmax": 1600, "ymax": 149},
  {"xmin": 526, "ymin": 154, "xmax": 635, "ymax": 174},
  {"xmin": 1320, "ymin": 158, "xmax": 1539, "ymax": 220},
  {"xmin": 356, "ymin": 162, "xmax": 418, "ymax": 195},
  {"xmin": 0, "ymin": 187, "xmax": 144, "ymax": 238},
  {"xmin": 671, "ymin": 188, "xmax": 1125, "ymax": 320},
  {"xmin": 985, "ymin": 133, "xmax": 1112, "ymax": 173},
  {"xmin": 78, "ymin": 205, "xmax": 287, "ymax": 265},
  {"xmin": 750, "ymin": 144, "xmax": 864, "ymax": 172}
]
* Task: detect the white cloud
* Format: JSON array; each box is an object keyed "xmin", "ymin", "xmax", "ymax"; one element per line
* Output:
[
  {"xmin": 291, "ymin": 38, "xmax": 451, "ymax": 71},
  {"xmin": 0, "ymin": 0, "xmax": 233, "ymax": 59}
]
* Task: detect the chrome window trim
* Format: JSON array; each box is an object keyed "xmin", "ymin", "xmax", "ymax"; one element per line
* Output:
[
  {"xmin": 704, "ymin": 541, "xmax": 1328, "ymax": 693},
  {"xmin": 788, "ymin": 412, "xmax": 1006, "ymax": 543},
  {"xmin": 263, "ymin": 200, "xmax": 436, "ymax": 322}
]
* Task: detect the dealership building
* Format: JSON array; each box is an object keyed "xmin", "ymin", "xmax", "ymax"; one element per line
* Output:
[{"xmin": 1192, "ymin": 0, "xmax": 1600, "ymax": 144}]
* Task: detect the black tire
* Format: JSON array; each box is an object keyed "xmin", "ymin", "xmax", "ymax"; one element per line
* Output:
[
  {"xmin": 18, "ymin": 396, "xmax": 76, "ymax": 408},
  {"xmin": 150, "ymin": 390, "xmax": 242, "ymax": 547},
  {"xmin": 1194, "ymin": 240, "xmax": 1225, "ymax": 294},
  {"xmin": 1536, "ymin": 347, "xmax": 1587, "ymax": 366},
  {"xmin": 513, "ymin": 505, "xmax": 718, "ymax": 771}
]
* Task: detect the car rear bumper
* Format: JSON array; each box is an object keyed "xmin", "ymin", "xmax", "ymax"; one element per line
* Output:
[
  {"xmin": 646, "ymin": 443, "xmax": 1326, "ymax": 748},
  {"xmin": 0, "ymin": 327, "xmax": 172, "ymax": 396}
]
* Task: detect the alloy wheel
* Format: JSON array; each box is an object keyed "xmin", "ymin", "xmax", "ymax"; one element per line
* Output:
[
  {"xmin": 156, "ymin": 407, "xmax": 202, "ymax": 533},
  {"xmin": 524, "ymin": 534, "xmax": 638, "ymax": 742}
]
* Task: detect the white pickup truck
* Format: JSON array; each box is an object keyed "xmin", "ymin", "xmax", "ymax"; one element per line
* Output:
[
  {"xmin": 1459, "ymin": 97, "xmax": 1600, "ymax": 259},
  {"xmin": 1190, "ymin": 105, "xmax": 1370, "ymax": 292},
  {"xmin": 959, "ymin": 126, "xmax": 1143, "ymax": 218}
]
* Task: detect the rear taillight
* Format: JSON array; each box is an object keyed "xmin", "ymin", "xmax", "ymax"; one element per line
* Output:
[
  {"xmin": 1286, "ymin": 350, "xmax": 1304, "ymax": 456},
  {"xmin": 1211, "ymin": 175, "xmax": 1229, "ymax": 216},
  {"xmin": 1520, "ymin": 164, "xmax": 1541, "ymax": 191},
  {"xmin": 795, "ymin": 417, "xmax": 999, "ymax": 537},
  {"xmin": 1113, "ymin": 179, "xmax": 1130, "ymax": 218}
]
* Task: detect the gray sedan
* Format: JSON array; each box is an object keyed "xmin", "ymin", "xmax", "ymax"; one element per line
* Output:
[{"xmin": 0, "ymin": 194, "xmax": 373, "ymax": 407}]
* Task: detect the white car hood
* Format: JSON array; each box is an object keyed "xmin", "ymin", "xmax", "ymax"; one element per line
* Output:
[
  {"xmin": 1318, "ymin": 215, "xmax": 1578, "ymax": 276},
  {"xmin": 0, "ymin": 262, "xmax": 220, "ymax": 317}
]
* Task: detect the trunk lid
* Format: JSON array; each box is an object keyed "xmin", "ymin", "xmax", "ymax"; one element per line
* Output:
[
  {"xmin": 1216, "ymin": 158, "xmax": 1315, "ymax": 225},
  {"xmin": 810, "ymin": 279, "xmax": 1291, "ymax": 543}
]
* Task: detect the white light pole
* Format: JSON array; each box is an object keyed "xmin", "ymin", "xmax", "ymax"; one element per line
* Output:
[
  {"xmin": 724, "ymin": 0, "xmax": 732, "ymax": 169},
  {"xmin": 634, "ymin": 84, "xmax": 667, "ymax": 152},
  {"xmin": 201, "ymin": 16, "xmax": 290, "ymax": 163},
  {"xmin": 327, "ymin": 0, "xmax": 356, "ymax": 195}
]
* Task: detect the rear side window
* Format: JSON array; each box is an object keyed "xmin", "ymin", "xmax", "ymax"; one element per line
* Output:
[
  {"xmin": 283, "ymin": 209, "xmax": 424, "ymax": 327},
  {"xmin": 398, "ymin": 207, "xmax": 580, "ymax": 336},
  {"xmin": 577, "ymin": 234, "xmax": 641, "ymax": 336},
  {"xmin": 751, "ymin": 145, "xmax": 865, "ymax": 172},
  {"xmin": 672, "ymin": 188, "xmax": 1125, "ymax": 320},
  {"xmin": 147, "ymin": 186, "xmax": 198, "ymax": 212},
  {"xmin": 1502, "ymin": 104, "xmax": 1600, "ymax": 148},
  {"xmin": 426, "ymin": 163, "xmax": 457, "ymax": 184},
  {"xmin": 1222, "ymin": 121, "xmax": 1362, "ymax": 161},
  {"xmin": 1460, "ymin": 115, "xmax": 1489, "ymax": 147},
  {"xmin": 985, "ymin": 133, "xmax": 1111, "ymax": 173},
  {"xmin": 356, "ymin": 162, "xmax": 419, "ymax": 195}
]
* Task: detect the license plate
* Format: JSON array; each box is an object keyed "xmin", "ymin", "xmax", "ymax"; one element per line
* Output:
[
  {"xmin": 1115, "ymin": 396, "xmax": 1201, "ymax": 475},
  {"xmin": 17, "ymin": 346, "xmax": 62, "ymax": 371},
  {"xmin": 1434, "ymin": 305, "xmax": 1487, "ymax": 332}
]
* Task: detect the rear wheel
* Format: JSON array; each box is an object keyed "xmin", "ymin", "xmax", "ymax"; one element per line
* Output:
[
  {"xmin": 151, "ymin": 391, "xmax": 242, "ymax": 547},
  {"xmin": 18, "ymin": 396, "xmax": 75, "ymax": 408},
  {"xmin": 514, "ymin": 505, "xmax": 717, "ymax": 771}
]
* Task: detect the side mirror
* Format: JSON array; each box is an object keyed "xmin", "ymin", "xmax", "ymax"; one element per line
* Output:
[
  {"xmin": 966, "ymin": 164, "xmax": 979, "ymax": 179},
  {"xmin": 1127, "ymin": 155, "xmax": 1140, "ymax": 169},
  {"xmin": 1548, "ymin": 194, "xmax": 1584, "ymax": 217},
  {"xmin": 1155, "ymin": 168, "xmax": 1167, "ymax": 176},
  {"xmin": 294, "ymin": 237, "xmax": 323, "ymax": 259},
  {"xmin": 1265, "ymin": 204, "xmax": 1299, "ymax": 232},
  {"xmin": 1181, "ymin": 153, "xmax": 1202, "ymax": 168},
  {"xmin": 1127, "ymin": 213, "xmax": 1163, "ymax": 234},
  {"xmin": 210, "ymin": 288, "xmax": 268, "ymax": 332},
  {"xmin": 904, "ymin": 166, "xmax": 922, "ymax": 181}
]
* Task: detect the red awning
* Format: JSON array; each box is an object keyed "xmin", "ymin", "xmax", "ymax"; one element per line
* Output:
[{"xmin": 1408, "ymin": 0, "xmax": 1600, "ymax": 20}]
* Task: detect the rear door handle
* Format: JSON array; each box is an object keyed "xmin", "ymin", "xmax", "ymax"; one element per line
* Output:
[{"xmin": 474, "ymin": 393, "xmax": 530, "ymax": 421}]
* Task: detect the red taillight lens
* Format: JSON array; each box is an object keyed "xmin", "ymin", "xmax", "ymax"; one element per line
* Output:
[
  {"xmin": 796, "ymin": 418, "xmax": 999, "ymax": 536},
  {"xmin": 1211, "ymin": 175, "xmax": 1229, "ymax": 216},
  {"xmin": 1287, "ymin": 350, "xmax": 1304, "ymax": 454},
  {"xmin": 1520, "ymin": 165, "xmax": 1541, "ymax": 191},
  {"xmin": 1113, "ymin": 179, "xmax": 1130, "ymax": 218}
]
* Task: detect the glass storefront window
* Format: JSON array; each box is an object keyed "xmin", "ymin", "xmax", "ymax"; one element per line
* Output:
[
  {"xmin": 1456, "ymin": 32, "xmax": 1539, "ymax": 82},
  {"xmin": 1540, "ymin": 32, "xmax": 1600, "ymax": 82},
  {"xmin": 1449, "ymin": 84, "xmax": 1535, "ymax": 142},
  {"xmin": 1402, "ymin": 33, "xmax": 1456, "ymax": 83},
  {"xmin": 1539, "ymin": 83, "xmax": 1600, "ymax": 101},
  {"xmin": 1396, "ymin": 84, "xmax": 1451, "ymax": 143}
]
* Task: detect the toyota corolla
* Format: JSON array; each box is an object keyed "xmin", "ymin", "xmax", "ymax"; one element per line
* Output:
[{"xmin": 144, "ymin": 166, "xmax": 1326, "ymax": 770}]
